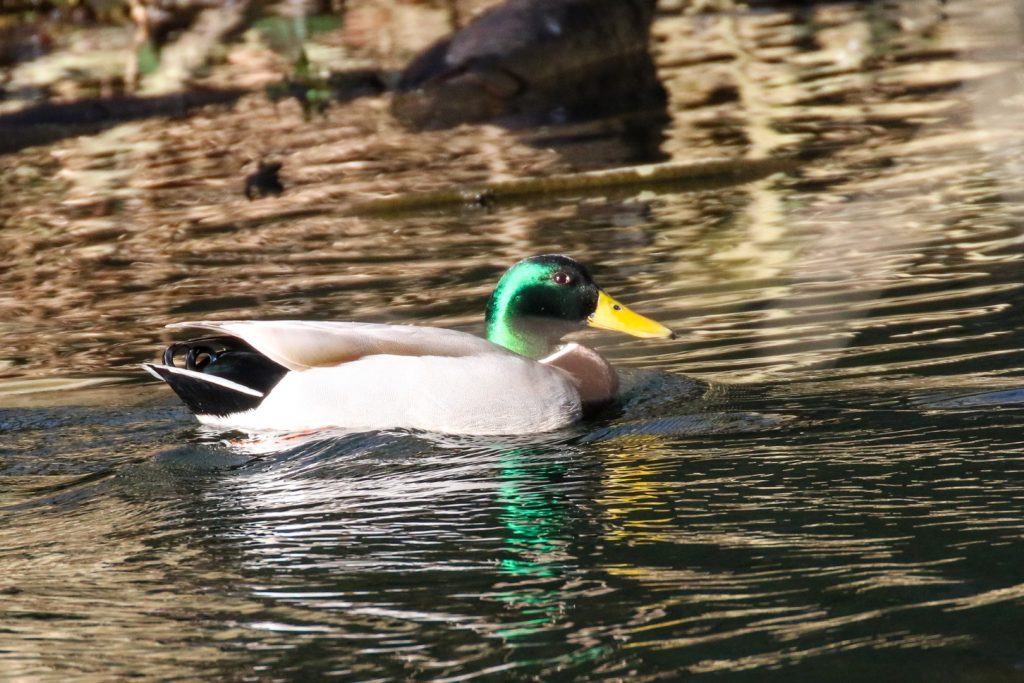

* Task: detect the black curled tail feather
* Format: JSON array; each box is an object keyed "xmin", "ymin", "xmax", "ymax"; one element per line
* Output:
[
  {"xmin": 151, "ymin": 335, "xmax": 289, "ymax": 417},
  {"xmin": 145, "ymin": 364, "xmax": 265, "ymax": 417}
]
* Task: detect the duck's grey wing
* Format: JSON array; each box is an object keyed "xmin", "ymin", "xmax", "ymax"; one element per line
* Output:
[{"xmin": 166, "ymin": 320, "xmax": 508, "ymax": 372}]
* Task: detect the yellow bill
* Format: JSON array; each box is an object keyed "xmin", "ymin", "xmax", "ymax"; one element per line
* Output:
[{"xmin": 587, "ymin": 290, "xmax": 674, "ymax": 339}]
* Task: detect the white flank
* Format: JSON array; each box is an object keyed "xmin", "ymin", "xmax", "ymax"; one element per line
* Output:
[{"xmin": 193, "ymin": 354, "xmax": 583, "ymax": 435}]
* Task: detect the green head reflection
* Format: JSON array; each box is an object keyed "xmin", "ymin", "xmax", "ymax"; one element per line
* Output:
[{"xmin": 493, "ymin": 449, "xmax": 571, "ymax": 637}]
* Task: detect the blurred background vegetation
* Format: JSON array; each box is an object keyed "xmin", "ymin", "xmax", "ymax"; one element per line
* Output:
[{"xmin": 0, "ymin": 0, "xmax": 499, "ymax": 100}]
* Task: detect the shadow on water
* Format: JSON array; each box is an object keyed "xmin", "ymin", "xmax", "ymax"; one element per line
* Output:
[{"xmin": 0, "ymin": 88, "xmax": 247, "ymax": 155}]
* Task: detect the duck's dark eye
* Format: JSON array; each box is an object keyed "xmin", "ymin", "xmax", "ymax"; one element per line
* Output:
[{"xmin": 552, "ymin": 271, "xmax": 572, "ymax": 285}]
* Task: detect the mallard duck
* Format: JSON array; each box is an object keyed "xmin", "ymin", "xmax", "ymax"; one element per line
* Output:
[{"xmin": 145, "ymin": 254, "xmax": 673, "ymax": 435}]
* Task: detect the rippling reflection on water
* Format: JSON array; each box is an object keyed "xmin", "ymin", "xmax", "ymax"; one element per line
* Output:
[
  {"xmin": 3, "ymin": 380, "xmax": 1024, "ymax": 680},
  {"xmin": 4, "ymin": 0, "xmax": 1024, "ymax": 680}
]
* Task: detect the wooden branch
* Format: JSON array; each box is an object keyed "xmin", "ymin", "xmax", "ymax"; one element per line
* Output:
[{"xmin": 349, "ymin": 154, "xmax": 800, "ymax": 215}]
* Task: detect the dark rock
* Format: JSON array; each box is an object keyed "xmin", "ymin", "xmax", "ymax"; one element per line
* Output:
[{"xmin": 392, "ymin": 0, "xmax": 665, "ymax": 130}]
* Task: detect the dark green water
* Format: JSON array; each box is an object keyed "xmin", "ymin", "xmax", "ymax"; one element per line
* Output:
[{"xmin": 4, "ymin": 1, "xmax": 1024, "ymax": 680}]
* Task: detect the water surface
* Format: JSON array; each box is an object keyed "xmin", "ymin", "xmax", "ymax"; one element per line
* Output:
[{"xmin": 3, "ymin": 1, "xmax": 1024, "ymax": 680}]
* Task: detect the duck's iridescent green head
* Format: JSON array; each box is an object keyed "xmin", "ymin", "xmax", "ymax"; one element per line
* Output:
[{"xmin": 485, "ymin": 254, "xmax": 673, "ymax": 358}]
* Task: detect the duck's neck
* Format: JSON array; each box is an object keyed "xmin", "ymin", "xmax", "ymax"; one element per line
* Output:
[
  {"xmin": 486, "ymin": 319, "xmax": 555, "ymax": 358},
  {"xmin": 486, "ymin": 296, "xmax": 556, "ymax": 359}
]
